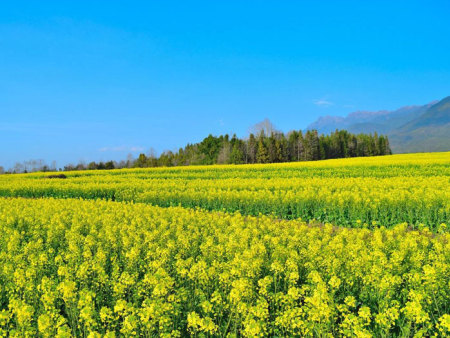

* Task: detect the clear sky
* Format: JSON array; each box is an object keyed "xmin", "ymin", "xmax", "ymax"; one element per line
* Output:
[{"xmin": 1, "ymin": 1, "xmax": 449, "ymax": 169}]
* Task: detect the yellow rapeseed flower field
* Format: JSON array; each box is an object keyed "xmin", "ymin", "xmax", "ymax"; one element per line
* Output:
[
  {"xmin": 0, "ymin": 152, "xmax": 449, "ymax": 336},
  {"xmin": 0, "ymin": 198, "xmax": 449, "ymax": 336},
  {"xmin": 0, "ymin": 152, "xmax": 448, "ymax": 228}
]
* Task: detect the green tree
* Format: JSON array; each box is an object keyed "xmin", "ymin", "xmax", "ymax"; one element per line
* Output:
[
  {"xmin": 256, "ymin": 138, "xmax": 269, "ymax": 163},
  {"xmin": 135, "ymin": 153, "xmax": 148, "ymax": 168},
  {"xmin": 274, "ymin": 139, "xmax": 284, "ymax": 162},
  {"xmin": 247, "ymin": 133, "xmax": 257, "ymax": 164},
  {"xmin": 104, "ymin": 161, "xmax": 115, "ymax": 170},
  {"xmin": 230, "ymin": 144, "xmax": 244, "ymax": 164}
]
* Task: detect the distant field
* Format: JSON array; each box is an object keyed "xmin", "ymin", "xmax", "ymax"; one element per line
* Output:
[
  {"xmin": 1, "ymin": 152, "xmax": 449, "ymax": 229},
  {"xmin": 0, "ymin": 152, "xmax": 449, "ymax": 336}
]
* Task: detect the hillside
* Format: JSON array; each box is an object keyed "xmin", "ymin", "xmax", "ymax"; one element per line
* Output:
[
  {"xmin": 307, "ymin": 97, "xmax": 450, "ymax": 153},
  {"xmin": 388, "ymin": 96, "xmax": 450, "ymax": 152},
  {"xmin": 307, "ymin": 104, "xmax": 431, "ymax": 135}
]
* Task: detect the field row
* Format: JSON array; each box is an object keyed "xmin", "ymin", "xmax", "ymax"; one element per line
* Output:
[
  {"xmin": 1, "ymin": 153, "xmax": 449, "ymax": 229},
  {"xmin": 0, "ymin": 197, "xmax": 449, "ymax": 336}
]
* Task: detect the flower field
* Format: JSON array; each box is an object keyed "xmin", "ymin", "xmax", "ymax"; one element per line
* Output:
[
  {"xmin": 1, "ymin": 198, "xmax": 449, "ymax": 337},
  {"xmin": 0, "ymin": 152, "xmax": 449, "ymax": 229},
  {"xmin": 0, "ymin": 152, "xmax": 449, "ymax": 336}
]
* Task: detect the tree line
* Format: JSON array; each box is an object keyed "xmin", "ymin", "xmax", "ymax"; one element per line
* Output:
[
  {"xmin": 131, "ymin": 129, "xmax": 391, "ymax": 168},
  {"xmin": 2, "ymin": 125, "xmax": 391, "ymax": 173}
]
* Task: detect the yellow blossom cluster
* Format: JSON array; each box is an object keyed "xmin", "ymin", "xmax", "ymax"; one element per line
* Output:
[
  {"xmin": 0, "ymin": 152, "xmax": 448, "ymax": 228},
  {"xmin": 0, "ymin": 198, "xmax": 448, "ymax": 336}
]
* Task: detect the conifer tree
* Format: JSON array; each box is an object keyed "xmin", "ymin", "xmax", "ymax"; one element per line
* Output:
[{"xmin": 256, "ymin": 138, "xmax": 270, "ymax": 163}]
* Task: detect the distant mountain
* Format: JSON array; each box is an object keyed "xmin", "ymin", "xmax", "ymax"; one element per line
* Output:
[
  {"xmin": 307, "ymin": 97, "xmax": 449, "ymax": 153},
  {"xmin": 389, "ymin": 97, "xmax": 450, "ymax": 153},
  {"xmin": 308, "ymin": 104, "xmax": 433, "ymax": 135},
  {"xmin": 397, "ymin": 96, "xmax": 450, "ymax": 132}
]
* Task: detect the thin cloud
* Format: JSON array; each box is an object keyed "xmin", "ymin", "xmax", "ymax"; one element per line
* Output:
[
  {"xmin": 314, "ymin": 99, "xmax": 334, "ymax": 107},
  {"xmin": 99, "ymin": 146, "xmax": 144, "ymax": 152}
]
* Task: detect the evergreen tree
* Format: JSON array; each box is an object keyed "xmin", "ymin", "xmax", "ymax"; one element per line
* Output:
[
  {"xmin": 230, "ymin": 144, "xmax": 244, "ymax": 164},
  {"xmin": 256, "ymin": 138, "xmax": 270, "ymax": 163},
  {"xmin": 135, "ymin": 154, "xmax": 148, "ymax": 168},
  {"xmin": 247, "ymin": 133, "xmax": 257, "ymax": 164},
  {"xmin": 104, "ymin": 161, "xmax": 115, "ymax": 170},
  {"xmin": 274, "ymin": 139, "xmax": 284, "ymax": 162},
  {"xmin": 297, "ymin": 131, "xmax": 305, "ymax": 161},
  {"xmin": 287, "ymin": 131, "xmax": 298, "ymax": 161},
  {"xmin": 348, "ymin": 135, "xmax": 357, "ymax": 157},
  {"xmin": 305, "ymin": 130, "xmax": 320, "ymax": 160}
]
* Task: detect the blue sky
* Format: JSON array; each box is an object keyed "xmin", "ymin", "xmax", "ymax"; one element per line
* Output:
[{"xmin": 1, "ymin": 1, "xmax": 449, "ymax": 169}]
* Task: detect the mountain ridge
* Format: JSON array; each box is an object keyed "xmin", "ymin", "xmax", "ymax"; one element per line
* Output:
[{"xmin": 306, "ymin": 97, "xmax": 449, "ymax": 153}]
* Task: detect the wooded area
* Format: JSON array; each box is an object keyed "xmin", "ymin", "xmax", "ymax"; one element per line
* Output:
[
  {"xmin": 83, "ymin": 129, "xmax": 391, "ymax": 170},
  {"xmin": 5, "ymin": 128, "xmax": 391, "ymax": 173}
]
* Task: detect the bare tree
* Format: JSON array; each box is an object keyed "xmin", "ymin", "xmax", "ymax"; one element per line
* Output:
[
  {"xmin": 249, "ymin": 118, "xmax": 277, "ymax": 137},
  {"xmin": 217, "ymin": 143, "xmax": 231, "ymax": 164},
  {"xmin": 34, "ymin": 159, "xmax": 45, "ymax": 172},
  {"xmin": 17, "ymin": 159, "xmax": 47, "ymax": 172},
  {"xmin": 76, "ymin": 160, "xmax": 86, "ymax": 170},
  {"xmin": 0, "ymin": 166, "xmax": 4, "ymax": 174},
  {"xmin": 147, "ymin": 147, "xmax": 158, "ymax": 159},
  {"xmin": 126, "ymin": 153, "xmax": 134, "ymax": 168},
  {"xmin": 13, "ymin": 162, "xmax": 24, "ymax": 173},
  {"xmin": 64, "ymin": 163, "xmax": 76, "ymax": 171},
  {"xmin": 116, "ymin": 160, "xmax": 126, "ymax": 169}
]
